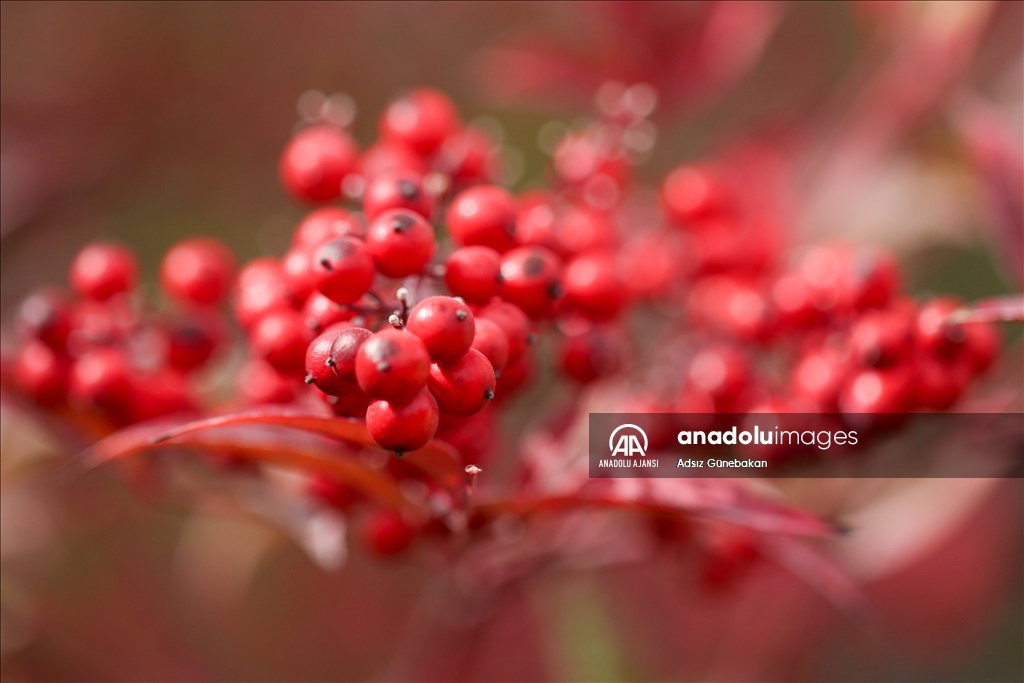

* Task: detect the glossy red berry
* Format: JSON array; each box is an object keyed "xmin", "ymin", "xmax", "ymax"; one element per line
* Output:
[
  {"xmin": 444, "ymin": 246, "xmax": 502, "ymax": 304},
  {"xmin": 365, "ymin": 209, "xmax": 436, "ymax": 278},
  {"xmin": 279, "ymin": 125, "xmax": 358, "ymax": 203},
  {"xmin": 492, "ymin": 354, "xmax": 533, "ymax": 402},
  {"xmin": 790, "ymin": 346, "xmax": 850, "ymax": 411},
  {"xmin": 437, "ymin": 126, "xmax": 498, "ymax": 187},
  {"xmin": 406, "ymin": 296, "xmax": 475, "ymax": 364},
  {"xmin": 962, "ymin": 320, "xmax": 1000, "ymax": 374},
  {"xmin": 160, "ymin": 237, "xmax": 235, "ymax": 306},
  {"xmin": 559, "ymin": 326, "xmax": 625, "ymax": 383},
  {"xmin": 307, "ymin": 474, "xmax": 357, "ymax": 512},
  {"xmin": 379, "ymin": 88, "xmax": 460, "ymax": 156},
  {"xmin": 310, "ymin": 237, "xmax": 376, "ymax": 304},
  {"xmin": 844, "ymin": 248, "xmax": 900, "ymax": 310},
  {"xmin": 70, "ymin": 243, "xmax": 138, "ymax": 302},
  {"xmin": 365, "ymin": 388, "xmax": 439, "ymax": 453},
  {"xmin": 292, "ymin": 207, "xmax": 364, "ymax": 249},
  {"xmin": 446, "ymin": 185, "xmax": 518, "ymax": 253},
  {"xmin": 471, "ymin": 318, "xmax": 509, "ymax": 373},
  {"xmin": 562, "ymin": 251, "xmax": 625, "ymax": 320},
  {"xmin": 355, "ymin": 329, "xmax": 430, "ymax": 403},
  {"xmin": 554, "ymin": 206, "xmax": 615, "ymax": 256},
  {"xmin": 13, "ymin": 340, "xmax": 67, "ymax": 406},
  {"xmin": 165, "ymin": 313, "xmax": 225, "ymax": 373},
  {"xmin": 358, "ymin": 140, "xmax": 429, "ymax": 181},
  {"xmin": 661, "ymin": 164, "xmax": 733, "ymax": 225},
  {"xmin": 498, "ymin": 246, "xmax": 562, "ymax": 319},
  {"xmin": 839, "ymin": 365, "xmax": 915, "ymax": 416},
  {"xmin": 281, "ymin": 246, "xmax": 317, "ymax": 304},
  {"xmin": 249, "ymin": 309, "xmax": 315, "ymax": 376},
  {"xmin": 131, "ymin": 368, "xmax": 195, "ymax": 421},
  {"xmin": 848, "ymin": 308, "xmax": 913, "ymax": 367},
  {"xmin": 362, "ymin": 170, "xmax": 433, "ymax": 220},
  {"xmin": 302, "ymin": 291, "xmax": 355, "ymax": 333},
  {"xmin": 687, "ymin": 345, "xmax": 751, "ymax": 410},
  {"xmin": 16, "ymin": 288, "xmax": 72, "ymax": 352},
  {"xmin": 477, "ymin": 299, "xmax": 531, "ymax": 363},
  {"xmin": 914, "ymin": 354, "xmax": 970, "ymax": 411},
  {"xmin": 427, "ymin": 348, "xmax": 495, "ymax": 417},
  {"xmin": 68, "ymin": 347, "xmax": 133, "ymax": 414},
  {"xmin": 328, "ymin": 326, "xmax": 373, "ymax": 384},
  {"xmin": 232, "ymin": 258, "xmax": 294, "ymax": 330},
  {"xmin": 514, "ymin": 195, "xmax": 559, "ymax": 251},
  {"xmin": 237, "ymin": 359, "xmax": 296, "ymax": 405},
  {"xmin": 320, "ymin": 386, "xmax": 372, "ymax": 418},
  {"xmin": 362, "ymin": 509, "xmax": 415, "ymax": 557},
  {"xmin": 304, "ymin": 324, "xmax": 353, "ymax": 395}
]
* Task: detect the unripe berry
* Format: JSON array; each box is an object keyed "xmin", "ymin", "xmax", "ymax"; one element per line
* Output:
[
  {"xmin": 232, "ymin": 258, "xmax": 294, "ymax": 330},
  {"xmin": 562, "ymin": 251, "xmax": 625, "ymax": 320},
  {"xmin": 237, "ymin": 359, "xmax": 296, "ymax": 405},
  {"xmin": 160, "ymin": 237, "xmax": 235, "ymax": 306},
  {"xmin": 379, "ymin": 88, "xmax": 460, "ymax": 156},
  {"xmin": 471, "ymin": 318, "xmax": 509, "ymax": 373},
  {"xmin": 355, "ymin": 329, "xmax": 430, "ymax": 403},
  {"xmin": 13, "ymin": 340, "xmax": 67, "ymax": 406},
  {"xmin": 250, "ymin": 309, "xmax": 315, "ymax": 376},
  {"xmin": 365, "ymin": 209, "xmax": 436, "ymax": 278},
  {"xmin": 366, "ymin": 388, "xmax": 439, "ymax": 453},
  {"xmin": 444, "ymin": 246, "xmax": 502, "ymax": 304},
  {"xmin": 362, "ymin": 170, "xmax": 433, "ymax": 220},
  {"xmin": 304, "ymin": 323, "xmax": 354, "ymax": 396},
  {"xmin": 70, "ymin": 243, "xmax": 138, "ymax": 302},
  {"xmin": 477, "ymin": 300, "xmax": 531, "ymax": 363},
  {"xmin": 311, "ymin": 237, "xmax": 376, "ymax": 304},
  {"xmin": 302, "ymin": 291, "xmax": 355, "ymax": 333},
  {"xmin": 279, "ymin": 125, "xmax": 358, "ymax": 203},
  {"xmin": 498, "ymin": 246, "xmax": 563, "ymax": 319},
  {"xmin": 16, "ymin": 288, "xmax": 72, "ymax": 352},
  {"xmin": 362, "ymin": 509, "xmax": 415, "ymax": 557},
  {"xmin": 446, "ymin": 185, "xmax": 518, "ymax": 253},
  {"xmin": 329, "ymin": 326, "xmax": 372, "ymax": 384},
  {"xmin": 292, "ymin": 207, "xmax": 365, "ymax": 249},
  {"xmin": 406, "ymin": 296, "xmax": 475, "ymax": 364},
  {"xmin": 427, "ymin": 348, "xmax": 495, "ymax": 417},
  {"xmin": 68, "ymin": 347, "xmax": 133, "ymax": 414}
]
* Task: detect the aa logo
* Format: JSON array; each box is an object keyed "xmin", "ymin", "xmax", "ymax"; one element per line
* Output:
[{"xmin": 609, "ymin": 424, "xmax": 648, "ymax": 457}]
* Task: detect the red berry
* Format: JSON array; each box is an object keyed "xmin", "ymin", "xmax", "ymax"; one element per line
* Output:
[
  {"xmin": 237, "ymin": 359, "xmax": 296, "ymax": 405},
  {"xmin": 307, "ymin": 474, "xmax": 357, "ymax": 512},
  {"xmin": 771, "ymin": 273, "xmax": 823, "ymax": 330},
  {"xmin": 365, "ymin": 209, "xmax": 436, "ymax": 278},
  {"xmin": 281, "ymin": 246, "xmax": 318, "ymax": 304},
  {"xmin": 914, "ymin": 354, "xmax": 970, "ymax": 411},
  {"xmin": 444, "ymin": 246, "xmax": 502, "ymax": 304},
  {"xmin": 358, "ymin": 141, "xmax": 429, "ymax": 181},
  {"xmin": 493, "ymin": 354, "xmax": 533, "ymax": 402},
  {"xmin": 437, "ymin": 126, "xmax": 498, "ymax": 187},
  {"xmin": 131, "ymin": 368, "xmax": 195, "ymax": 421},
  {"xmin": 562, "ymin": 251, "xmax": 625, "ymax": 320},
  {"xmin": 304, "ymin": 324, "xmax": 354, "ymax": 395},
  {"xmin": 366, "ymin": 388, "xmax": 439, "ymax": 453},
  {"xmin": 292, "ymin": 207, "xmax": 364, "ymax": 249},
  {"xmin": 845, "ymin": 248, "xmax": 900, "ymax": 310},
  {"xmin": 16, "ymin": 288, "xmax": 72, "ymax": 352},
  {"xmin": 13, "ymin": 340, "xmax": 66, "ymax": 406},
  {"xmin": 329, "ymin": 326, "xmax": 373, "ymax": 385},
  {"xmin": 687, "ymin": 345, "xmax": 751, "ymax": 410},
  {"xmin": 302, "ymin": 291, "xmax": 356, "ymax": 333},
  {"xmin": 662, "ymin": 164, "xmax": 733, "ymax": 225},
  {"xmin": 249, "ymin": 309, "xmax": 315, "ymax": 376},
  {"xmin": 427, "ymin": 348, "xmax": 495, "ymax": 417},
  {"xmin": 498, "ymin": 246, "xmax": 563, "ymax": 319},
  {"xmin": 962, "ymin": 320, "xmax": 1000, "ymax": 374},
  {"xmin": 471, "ymin": 318, "xmax": 509, "ymax": 373},
  {"xmin": 355, "ymin": 329, "xmax": 430, "ymax": 403},
  {"xmin": 69, "ymin": 347, "xmax": 133, "ymax": 414},
  {"xmin": 165, "ymin": 313, "xmax": 225, "ymax": 373},
  {"xmin": 70, "ymin": 243, "xmax": 138, "ymax": 302},
  {"xmin": 160, "ymin": 237, "xmax": 235, "ymax": 306},
  {"xmin": 848, "ymin": 308, "xmax": 913, "ymax": 368},
  {"xmin": 839, "ymin": 365, "xmax": 915, "ymax": 416},
  {"xmin": 915, "ymin": 297, "xmax": 964, "ymax": 358},
  {"xmin": 279, "ymin": 125, "xmax": 358, "ymax": 203},
  {"xmin": 406, "ymin": 296, "xmax": 475, "ymax": 364},
  {"xmin": 232, "ymin": 258, "xmax": 294, "ymax": 330},
  {"xmin": 554, "ymin": 206, "xmax": 615, "ymax": 256},
  {"xmin": 446, "ymin": 185, "xmax": 518, "ymax": 252},
  {"xmin": 311, "ymin": 237, "xmax": 376, "ymax": 304},
  {"xmin": 362, "ymin": 509, "xmax": 415, "ymax": 557},
  {"xmin": 379, "ymin": 88, "xmax": 460, "ymax": 156},
  {"xmin": 320, "ymin": 386, "xmax": 372, "ymax": 418},
  {"xmin": 559, "ymin": 325, "xmax": 625, "ymax": 383},
  {"xmin": 790, "ymin": 346, "xmax": 851, "ymax": 411},
  {"xmin": 514, "ymin": 195, "xmax": 559, "ymax": 251},
  {"xmin": 362, "ymin": 170, "xmax": 433, "ymax": 220},
  {"xmin": 477, "ymin": 299, "xmax": 531, "ymax": 363}
]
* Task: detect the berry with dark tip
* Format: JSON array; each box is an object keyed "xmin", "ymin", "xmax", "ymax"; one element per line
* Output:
[
  {"xmin": 355, "ymin": 328, "xmax": 430, "ymax": 403},
  {"xmin": 329, "ymin": 326, "xmax": 373, "ymax": 384},
  {"xmin": 279, "ymin": 125, "xmax": 358, "ymax": 204},
  {"xmin": 68, "ymin": 347, "xmax": 133, "ymax": 415},
  {"xmin": 311, "ymin": 237, "xmax": 376, "ymax": 305},
  {"xmin": 165, "ymin": 313, "xmax": 225, "ymax": 373},
  {"xmin": 427, "ymin": 348, "xmax": 496, "ymax": 417},
  {"xmin": 406, "ymin": 295, "xmax": 475, "ymax": 364},
  {"xmin": 365, "ymin": 388, "xmax": 439, "ymax": 452},
  {"xmin": 365, "ymin": 209, "xmax": 436, "ymax": 278},
  {"xmin": 379, "ymin": 88, "xmax": 460, "ymax": 156},
  {"xmin": 444, "ymin": 246, "xmax": 502, "ymax": 304},
  {"xmin": 498, "ymin": 246, "xmax": 563, "ymax": 319},
  {"xmin": 362, "ymin": 170, "xmax": 433, "ymax": 220},
  {"xmin": 70, "ymin": 243, "xmax": 138, "ymax": 302},
  {"xmin": 446, "ymin": 185, "xmax": 519, "ymax": 253},
  {"xmin": 304, "ymin": 323, "xmax": 354, "ymax": 396},
  {"xmin": 160, "ymin": 237, "xmax": 235, "ymax": 306},
  {"xmin": 848, "ymin": 309, "xmax": 913, "ymax": 368}
]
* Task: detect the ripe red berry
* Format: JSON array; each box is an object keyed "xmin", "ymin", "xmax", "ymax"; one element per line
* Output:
[
  {"xmin": 358, "ymin": 140, "xmax": 429, "ymax": 181},
  {"xmin": 70, "ymin": 243, "xmax": 138, "ymax": 302},
  {"xmin": 477, "ymin": 299, "xmax": 531, "ymax": 363},
  {"xmin": 554, "ymin": 206, "xmax": 615, "ymax": 255},
  {"xmin": 237, "ymin": 359, "xmax": 296, "ymax": 405},
  {"xmin": 661, "ymin": 164, "xmax": 733, "ymax": 225},
  {"xmin": 319, "ymin": 385, "xmax": 372, "ymax": 418},
  {"xmin": 437, "ymin": 126, "xmax": 498, "ymax": 187},
  {"xmin": 302, "ymin": 291, "xmax": 355, "ymax": 333},
  {"xmin": 329, "ymin": 326, "xmax": 373, "ymax": 385},
  {"xmin": 562, "ymin": 251, "xmax": 626, "ymax": 320},
  {"xmin": 310, "ymin": 237, "xmax": 376, "ymax": 304},
  {"xmin": 249, "ymin": 309, "xmax": 315, "ymax": 376},
  {"xmin": 962, "ymin": 320, "xmax": 1000, "ymax": 374},
  {"xmin": 446, "ymin": 185, "xmax": 518, "ymax": 252},
  {"xmin": 68, "ymin": 347, "xmax": 133, "ymax": 414},
  {"xmin": 307, "ymin": 474, "xmax": 357, "ymax": 512},
  {"xmin": 771, "ymin": 273, "xmax": 823, "ymax": 330},
  {"xmin": 406, "ymin": 296, "xmax": 475, "ymax": 364},
  {"xmin": 365, "ymin": 209, "xmax": 436, "ymax": 278},
  {"xmin": 444, "ymin": 246, "xmax": 502, "ymax": 304},
  {"xmin": 686, "ymin": 345, "xmax": 751, "ymax": 410},
  {"xmin": 493, "ymin": 354, "xmax": 533, "ymax": 402},
  {"xmin": 790, "ymin": 346, "xmax": 850, "ymax": 411},
  {"xmin": 279, "ymin": 125, "xmax": 358, "ymax": 203},
  {"xmin": 303, "ymin": 324, "xmax": 353, "ymax": 395},
  {"xmin": 13, "ymin": 340, "xmax": 67, "ymax": 406},
  {"xmin": 427, "ymin": 348, "xmax": 495, "ymax": 417},
  {"xmin": 16, "ymin": 288, "xmax": 72, "ymax": 352},
  {"xmin": 915, "ymin": 297, "xmax": 964, "ymax": 358},
  {"xmin": 160, "ymin": 237, "xmax": 235, "ymax": 306},
  {"xmin": 365, "ymin": 388, "xmax": 440, "ymax": 453},
  {"xmin": 471, "ymin": 318, "xmax": 509, "ymax": 373},
  {"xmin": 914, "ymin": 354, "xmax": 970, "ymax": 411},
  {"xmin": 839, "ymin": 365, "xmax": 915, "ymax": 416},
  {"xmin": 292, "ymin": 207, "xmax": 365, "ymax": 249},
  {"xmin": 362, "ymin": 509, "xmax": 415, "ymax": 557},
  {"xmin": 844, "ymin": 248, "xmax": 900, "ymax": 310},
  {"xmin": 379, "ymin": 88, "xmax": 460, "ymax": 156},
  {"xmin": 362, "ymin": 170, "xmax": 433, "ymax": 220},
  {"xmin": 355, "ymin": 329, "xmax": 430, "ymax": 403},
  {"xmin": 848, "ymin": 308, "xmax": 913, "ymax": 367},
  {"xmin": 232, "ymin": 258, "xmax": 294, "ymax": 330},
  {"xmin": 281, "ymin": 246, "xmax": 318, "ymax": 304},
  {"xmin": 165, "ymin": 313, "xmax": 225, "ymax": 373},
  {"xmin": 559, "ymin": 326, "xmax": 625, "ymax": 383},
  {"xmin": 498, "ymin": 246, "xmax": 563, "ymax": 319},
  {"xmin": 514, "ymin": 194, "xmax": 559, "ymax": 251},
  {"xmin": 131, "ymin": 368, "xmax": 196, "ymax": 421}
]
